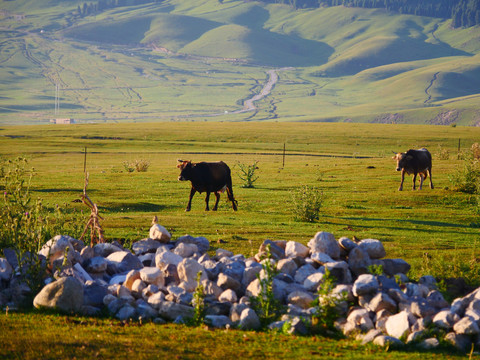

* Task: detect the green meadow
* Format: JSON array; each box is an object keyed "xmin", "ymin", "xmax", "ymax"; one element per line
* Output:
[{"xmin": 1, "ymin": 121, "xmax": 479, "ymax": 276}]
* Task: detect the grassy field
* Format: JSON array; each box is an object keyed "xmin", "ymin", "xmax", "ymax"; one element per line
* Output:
[
  {"xmin": 0, "ymin": 312, "xmax": 468, "ymax": 360},
  {"xmin": 1, "ymin": 121, "xmax": 479, "ymax": 276},
  {"xmin": 1, "ymin": 121, "xmax": 479, "ymax": 358},
  {"xmin": 1, "ymin": 0, "xmax": 480, "ymax": 125}
]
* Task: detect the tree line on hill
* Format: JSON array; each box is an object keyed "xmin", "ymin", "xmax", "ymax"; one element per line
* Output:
[
  {"xmin": 262, "ymin": 0, "xmax": 480, "ymax": 28},
  {"xmin": 76, "ymin": 0, "xmax": 164, "ymax": 17},
  {"xmin": 75, "ymin": 0, "xmax": 480, "ymax": 28}
]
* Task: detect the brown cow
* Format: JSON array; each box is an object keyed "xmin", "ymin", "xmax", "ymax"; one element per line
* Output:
[{"xmin": 392, "ymin": 148, "xmax": 434, "ymax": 191}]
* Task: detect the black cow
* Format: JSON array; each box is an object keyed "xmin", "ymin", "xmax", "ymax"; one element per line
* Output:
[
  {"xmin": 177, "ymin": 160, "xmax": 238, "ymax": 211},
  {"xmin": 392, "ymin": 148, "xmax": 434, "ymax": 191}
]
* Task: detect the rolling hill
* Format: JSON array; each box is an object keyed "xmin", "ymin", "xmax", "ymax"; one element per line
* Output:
[{"xmin": 0, "ymin": 0, "xmax": 479, "ymax": 124}]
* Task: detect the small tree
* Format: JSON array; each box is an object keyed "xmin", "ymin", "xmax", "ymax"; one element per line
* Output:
[{"xmin": 237, "ymin": 161, "xmax": 259, "ymax": 188}]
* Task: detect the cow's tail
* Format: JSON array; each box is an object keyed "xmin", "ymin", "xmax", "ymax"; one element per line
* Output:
[{"xmin": 226, "ymin": 176, "xmax": 238, "ymax": 211}]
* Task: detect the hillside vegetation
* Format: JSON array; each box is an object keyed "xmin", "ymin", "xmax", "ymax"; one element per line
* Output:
[{"xmin": 0, "ymin": 0, "xmax": 480, "ymax": 124}]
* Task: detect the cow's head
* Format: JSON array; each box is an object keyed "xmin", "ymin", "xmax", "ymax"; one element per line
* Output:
[
  {"xmin": 392, "ymin": 152, "xmax": 412, "ymax": 171},
  {"xmin": 177, "ymin": 160, "xmax": 193, "ymax": 181}
]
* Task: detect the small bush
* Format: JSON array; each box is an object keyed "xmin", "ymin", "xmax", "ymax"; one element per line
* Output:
[
  {"xmin": 449, "ymin": 143, "xmax": 480, "ymax": 194},
  {"xmin": 435, "ymin": 145, "xmax": 450, "ymax": 160},
  {"xmin": 237, "ymin": 161, "xmax": 259, "ymax": 188},
  {"xmin": 291, "ymin": 185, "xmax": 323, "ymax": 222},
  {"xmin": 123, "ymin": 159, "xmax": 150, "ymax": 173}
]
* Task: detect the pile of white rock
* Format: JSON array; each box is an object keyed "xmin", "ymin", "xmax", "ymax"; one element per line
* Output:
[{"xmin": 0, "ymin": 222, "xmax": 479, "ymax": 352}]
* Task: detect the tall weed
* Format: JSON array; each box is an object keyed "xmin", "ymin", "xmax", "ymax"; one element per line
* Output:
[{"xmin": 0, "ymin": 157, "xmax": 86, "ymax": 297}]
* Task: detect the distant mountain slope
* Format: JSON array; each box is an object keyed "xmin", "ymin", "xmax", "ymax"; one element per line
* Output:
[{"xmin": 1, "ymin": 0, "xmax": 480, "ymax": 125}]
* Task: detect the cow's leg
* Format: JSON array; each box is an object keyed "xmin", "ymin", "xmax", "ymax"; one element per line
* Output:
[
  {"xmin": 186, "ymin": 188, "xmax": 196, "ymax": 212},
  {"xmin": 204, "ymin": 191, "xmax": 210, "ymax": 211},
  {"xmin": 226, "ymin": 179, "xmax": 238, "ymax": 211},
  {"xmin": 412, "ymin": 172, "xmax": 417, "ymax": 190},
  {"xmin": 398, "ymin": 169, "xmax": 405, "ymax": 191},
  {"xmin": 419, "ymin": 172, "xmax": 425, "ymax": 190},
  {"xmin": 428, "ymin": 168, "xmax": 434, "ymax": 189},
  {"xmin": 212, "ymin": 192, "xmax": 220, "ymax": 211}
]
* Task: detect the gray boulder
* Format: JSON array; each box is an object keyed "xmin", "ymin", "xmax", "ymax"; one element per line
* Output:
[
  {"xmin": 33, "ymin": 276, "xmax": 84, "ymax": 313},
  {"xmin": 348, "ymin": 247, "xmax": 372, "ymax": 276},
  {"xmin": 358, "ymin": 239, "xmax": 385, "ymax": 259},
  {"xmin": 352, "ymin": 274, "xmax": 379, "ymax": 297},
  {"xmin": 239, "ymin": 308, "xmax": 261, "ymax": 330},
  {"xmin": 0, "ymin": 258, "xmax": 13, "ymax": 281},
  {"xmin": 307, "ymin": 232, "xmax": 340, "ymax": 260},
  {"xmin": 106, "ymin": 251, "xmax": 143, "ymax": 274},
  {"xmin": 176, "ymin": 235, "xmax": 209, "ymax": 254},
  {"xmin": 132, "ymin": 238, "xmax": 163, "ymax": 255}
]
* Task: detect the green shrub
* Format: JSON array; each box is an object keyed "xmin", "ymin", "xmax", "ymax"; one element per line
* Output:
[
  {"xmin": 237, "ymin": 161, "xmax": 259, "ymax": 188},
  {"xmin": 291, "ymin": 185, "xmax": 323, "ymax": 222},
  {"xmin": 123, "ymin": 159, "xmax": 150, "ymax": 173},
  {"xmin": 250, "ymin": 245, "xmax": 284, "ymax": 327},
  {"xmin": 311, "ymin": 268, "xmax": 346, "ymax": 335},
  {"xmin": 0, "ymin": 157, "xmax": 86, "ymax": 299},
  {"xmin": 449, "ymin": 144, "xmax": 480, "ymax": 194},
  {"xmin": 435, "ymin": 145, "xmax": 450, "ymax": 160},
  {"xmin": 190, "ymin": 271, "xmax": 206, "ymax": 327}
]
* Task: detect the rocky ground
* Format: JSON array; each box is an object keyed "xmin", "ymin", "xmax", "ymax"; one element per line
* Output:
[{"xmin": 1, "ymin": 220, "xmax": 479, "ymax": 353}]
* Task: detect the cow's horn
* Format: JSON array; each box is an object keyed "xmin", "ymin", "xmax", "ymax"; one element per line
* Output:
[{"xmin": 177, "ymin": 159, "xmax": 184, "ymax": 162}]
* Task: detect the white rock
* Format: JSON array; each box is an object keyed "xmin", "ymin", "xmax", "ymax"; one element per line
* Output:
[
  {"xmin": 287, "ymin": 291, "xmax": 315, "ymax": 309},
  {"xmin": 385, "ymin": 311, "xmax": 410, "ymax": 339},
  {"xmin": 219, "ymin": 289, "xmax": 238, "ymax": 303},
  {"xmin": 149, "ymin": 223, "xmax": 171, "ymax": 243},
  {"xmin": 215, "ymin": 248, "xmax": 234, "ymax": 259},
  {"xmin": 239, "ymin": 308, "xmax": 261, "ymax": 330},
  {"xmin": 147, "ymin": 291, "xmax": 165, "ymax": 309},
  {"xmin": 453, "ymin": 316, "xmax": 480, "ymax": 335},
  {"xmin": 358, "ymin": 239, "xmax": 386, "ymax": 259},
  {"xmin": 0, "ymin": 258, "xmax": 13, "ymax": 281},
  {"xmin": 347, "ymin": 308, "xmax": 374, "ymax": 332},
  {"xmin": 373, "ymin": 335, "xmax": 404, "ymax": 348},
  {"xmin": 285, "ymin": 241, "xmax": 309, "ymax": 258},
  {"xmin": 177, "ymin": 258, "xmax": 207, "ymax": 292},
  {"xmin": 276, "ymin": 258, "xmax": 298, "ymax": 277},
  {"xmin": 174, "ymin": 243, "xmax": 198, "ymax": 258},
  {"xmin": 352, "ymin": 274, "xmax": 379, "ymax": 297},
  {"xmin": 294, "ymin": 264, "xmax": 316, "ymax": 284},
  {"xmin": 140, "ymin": 267, "xmax": 165, "ymax": 287},
  {"xmin": 303, "ymin": 272, "xmax": 325, "ymax": 292},
  {"xmin": 155, "ymin": 250, "xmax": 183, "ymax": 270},
  {"xmin": 433, "ymin": 310, "xmax": 459, "ymax": 329},
  {"xmin": 131, "ymin": 279, "xmax": 147, "ymax": 294},
  {"xmin": 311, "ymin": 252, "xmax": 335, "ymax": 265},
  {"xmin": 124, "ymin": 270, "xmax": 141, "ymax": 291},
  {"xmin": 307, "ymin": 232, "xmax": 340, "ymax": 259}
]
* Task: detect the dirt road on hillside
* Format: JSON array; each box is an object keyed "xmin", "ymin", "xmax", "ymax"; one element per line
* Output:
[{"xmin": 232, "ymin": 67, "xmax": 293, "ymax": 114}]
